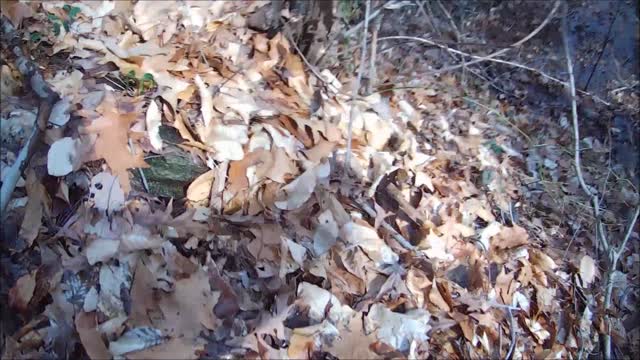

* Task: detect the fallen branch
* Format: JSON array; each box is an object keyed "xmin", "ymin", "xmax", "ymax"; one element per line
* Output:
[{"xmin": 0, "ymin": 17, "xmax": 59, "ymax": 216}]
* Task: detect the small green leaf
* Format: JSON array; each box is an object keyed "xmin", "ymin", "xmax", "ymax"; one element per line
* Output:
[
  {"xmin": 141, "ymin": 73, "xmax": 154, "ymax": 81},
  {"xmin": 485, "ymin": 140, "xmax": 504, "ymax": 155},
  {"xmin": 69, "ymin": 6, "xmax": 82, "ymax": 20},
  {"xmin": 63, "ymin": 4, "xmax": 71, "ymax": 12},
  {"xmin": 47, "ymin": 13, "xmax": 60, "ymax": 22},
  {"xmin": 63, "ymin": 20, "xmax": 70, "ymax": 32},
  {"xmin": 30, "ymin": 32, "xmax": 42, "ymax": 42},
  {"xmin": 53, "ymin": 22, "xmax": 61, "ymax": 36},
  {"xmin": 127, "ymin": 70, "xmax": 136, "ymax": 78}
]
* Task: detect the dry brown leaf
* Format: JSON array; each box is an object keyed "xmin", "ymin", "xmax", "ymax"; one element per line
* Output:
[
  {"xmin": 75, "ymin": 312, "xmax": 111, "ymax": 360},
  {"xmin": 1, "ymin": 1, "xmax": 33, "ymax": 27},
  {"xmin": 19, "ymin": 169, "xmax": 47, "ymax": 247},
  {"xmin": 493, "ymin": 224, "xmax": 529, "ymax": 250},
  {"xmin": 85, "ymin": 93, "xmax": 148, "ymax": 193},
  {"xmin": 428, "ymin": 279, "xmax": 451, "ymax": 312},
  {"xmin": 157, "ymin": 269, "xmax": 220, "ymax": 338},
  {"xmin": 8, "ymin": 271, "xmax": 36, "ymax": 311},
  {"xmin": 186, "ymin": 170, "xmax": 214, "ymax": 202}
]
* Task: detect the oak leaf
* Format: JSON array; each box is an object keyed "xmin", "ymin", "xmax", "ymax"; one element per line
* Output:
[{"xmin": 85, "ymin": 92, "xmax": 148, "ymax": 193}]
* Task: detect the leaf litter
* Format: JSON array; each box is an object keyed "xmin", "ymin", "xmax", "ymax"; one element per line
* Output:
[{"xmin": 1, "ymin": 1, "xmax": 638, "ymax": 360}]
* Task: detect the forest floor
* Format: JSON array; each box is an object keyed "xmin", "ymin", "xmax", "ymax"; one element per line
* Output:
[{"xmin": 1, "ymin": 1, "xmax": 638, "ymax": 359}]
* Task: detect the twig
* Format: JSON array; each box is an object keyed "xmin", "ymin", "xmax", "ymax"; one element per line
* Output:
[
  {"xmin": 436, "ymin": 0, "xmax": 468, "ymax": 82},
  {"xmin": 385, "ymin": 183, "xmax": 436, "ymax": 229},
  {"xmin": 354, "ymin": 197, "xmax": 415, "ymax": 251},
  {"xmin": 378, "ymin": 34, "xmax": 611, "ymax": 106},
  {"xmin": 615, "ymin": 206, "xmax": 640, "ymax": 260},
  {"xmin": 282, "ymin": 28, "xmax": 328, "ymax": 87},
  {"xmin": 366, "ymin": 15, "xmax": 381, "ymax": 95},
  {"xmin": 583, "ymin": 1, "xmax": 620, "ymax": 92},
  {"xmin": 439, "ymin": 0, "xmax": 561, "ymax": 72},
  {"xmin": 505, "ymin": 307, "xmax": 517, "ymax": 360},
  {"xmin": 128, "ymin": 139, "xmax": 149, "ymax": 193},
  {"xmin": 0, "ymin": 16, "xmax": 59, "ymax": 217},
  {"xmin": 345, "ymin": 0, "xmax": 370, "ymax": 174}
]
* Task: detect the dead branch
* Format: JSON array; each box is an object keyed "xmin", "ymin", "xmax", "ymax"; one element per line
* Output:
[{"xmin": 0, "ymin": 16, "xmax": 60, "ymax": 216}]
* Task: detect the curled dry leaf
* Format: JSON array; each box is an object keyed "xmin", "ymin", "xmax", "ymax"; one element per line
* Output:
[{"xmin": 186, "ymin": 170, "xmax": 215, "ymax": 202}]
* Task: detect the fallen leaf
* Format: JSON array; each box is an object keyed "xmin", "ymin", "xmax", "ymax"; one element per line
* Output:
[
  {"xmin": 297, "ymin": 282, "xmax": 354, "ymax": 325},
  {"xmin": 579, "ymin": 255, "xmax": 597, "ymax": 286},
  {"xmin": 493, "ymin": 224, "xmax": 529, "ymax": 250},
  {"xmin": 186, "ymin": 170, "xmax": 214, "ymax": 202},
  {"xmin": 89, "ymin": 172, "xmax": 125, "ymax": 214},
  {"xmin": 47, "ymin": 137, "xmax": 80, "ymax": 176},
  {"xmin": 85, "ymin": 92, "xmax": 149, "ymax": 193},
  {"xmin": 365, "ymin": 303, "xmax": 431, "ymax": 352},
  {"xmin": 109, "ymin": 327, "xmax": 166, "ymax": 356},
  {"xmin": 19, "ymin": 169, "xmax": 47, "ymax": 247},
  {"xmin": 9, "ymin": 272, "xmax": 36, "ymax": 311},
  {"xmin": 75, "ymin": 312, "xmax": 111, "ymax": 360},
  {"xmin": 275, "ymin": 161, "xmax": 330, "ymax": 210},
  {"xmin": 146, "ymin": 100, "xmax": 163, "ymax": 151}
]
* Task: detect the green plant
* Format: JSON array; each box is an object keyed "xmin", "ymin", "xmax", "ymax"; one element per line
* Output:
[
  {"xmin": 47, "ymin": 4, "xmax": 82, "ymax": 36},
  {"xmin": 338, "ymin": 0, "xmax": 362, "ymax": 24},
  {"xmin": 124, "ymin": 71, "xmax": 157, "ymax": 94}
]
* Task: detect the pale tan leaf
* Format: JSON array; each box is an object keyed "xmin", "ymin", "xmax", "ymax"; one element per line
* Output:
[
  {"xmin": 19, "ymin": 170, "xmax": 46, "ymax": 246},
  {"xmin": 186, "ymin": 170, "xmax": 214, "ymax": 202}
]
